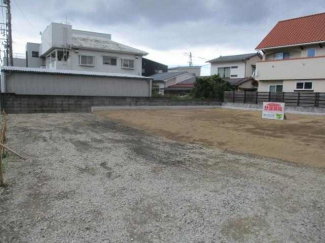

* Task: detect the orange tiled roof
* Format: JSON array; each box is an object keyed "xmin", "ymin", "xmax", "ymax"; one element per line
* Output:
[{"xmin": 256, "ymin": 12, "xmax": 325, "ymax": 49}]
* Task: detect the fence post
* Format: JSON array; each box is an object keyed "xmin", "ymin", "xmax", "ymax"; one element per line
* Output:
[
  {"xmin": 297, "ymin": 92, "xmax": 300, "ymax": 106},
  {"xmin": 268, "ymin": 92, "xmax": 271, "ymax": 102},
  {"xmin": 233, "ymin": 90, "xmax": 235, "ymax": 103},
  {"xmin": 255, "ymin": 92, "xmax": 258, "ymax": 104},
  {"xmin": 282, "ymin": 92, "xmax": 285, "ymax": 103},
  {"xmin": 315, "ymin": 93, "xmax": 319, "ymax": 107},
  {"xmin": 244, "ymin": 90, "xmax": 246, "ymax": 104}
]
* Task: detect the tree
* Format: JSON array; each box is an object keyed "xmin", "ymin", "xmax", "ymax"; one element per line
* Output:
[{"xmin": 191, "ymin": 75, "xmax": 232, "ymax": 100}]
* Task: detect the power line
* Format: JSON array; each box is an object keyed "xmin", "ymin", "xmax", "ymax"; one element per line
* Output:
[{"xmin": 12, "ymin": 0, "xmax": 51, "ymax": 45}]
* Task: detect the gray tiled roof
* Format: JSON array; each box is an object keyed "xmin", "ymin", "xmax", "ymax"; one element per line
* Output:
[
  {"xmin": 207, "ymin": 53, "xmax": 260, "ymax": 63},
  {"xmin": 149, "ymin": 72, "xmax": 187, "ymax": 81},
  {"xmin": 72, "ymin": 36, "xmax": 148, "ymax": 56},
  {"xmin": 224, "ymin": 77, "xmax": 255, "ymax": 86}
]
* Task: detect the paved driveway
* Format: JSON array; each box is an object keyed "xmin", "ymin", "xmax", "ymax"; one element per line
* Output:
[{"xmin": 0, "ymin": 113, "xmax": 324, "ymax": 243}]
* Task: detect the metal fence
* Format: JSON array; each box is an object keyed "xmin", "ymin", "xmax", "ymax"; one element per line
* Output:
[{"xmin": 224, "ymin": 91, "xmax": 325, "ymax": 108}]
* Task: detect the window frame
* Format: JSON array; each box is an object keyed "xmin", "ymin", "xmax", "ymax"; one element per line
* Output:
[
  {"xmin": 307, "ymin": 48, "xmax": 316, "ymax": 58},
  {"xmin": 269, "ymin": 85, "xmax": 283, "ymax": 92},
  {"xmin": 103, "ymin": 56, "xmax": 117, "ymax": 66},
  {"xmin": 121, "ymin": 59, "xmax": 135, "ymax": 69},
  {"xmin": 32, "ymin": 51, "xmax": 39, "ymax": 58},
  {"xmin": 296, "ymin": 81, "xmax": 313, "ymax": 90},
  {"xmin": 217, "ymin": 67, "xmax": 231, "ymax": 78},
  {"xmin": 79, "ymin": 55, "xmax": 95, "ymax": 67},
  {"xmin": 275, "ymin": 52, "xmax": 290, "ymax": 60}
]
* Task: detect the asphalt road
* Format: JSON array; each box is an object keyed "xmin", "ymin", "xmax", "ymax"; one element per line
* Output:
[{"xmin": 0, "ymin": 113, "xmax": 324, "ymax": 243}]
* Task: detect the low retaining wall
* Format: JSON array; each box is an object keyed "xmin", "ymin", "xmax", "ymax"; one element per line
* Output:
[
  {"xmin": 0, "ymin": 93, "xmax": 221, "ymax": 114},
  {"xmin": 222, "ymin": 102, "xmax": 325, "ymax": 115}
]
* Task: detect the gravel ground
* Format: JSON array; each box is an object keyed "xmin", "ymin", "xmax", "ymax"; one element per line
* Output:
[{"xmin": 0, "ymin": 113, "xmax": 324, "ymax": 243}]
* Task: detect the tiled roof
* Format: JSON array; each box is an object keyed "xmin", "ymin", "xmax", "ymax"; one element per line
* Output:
[
  {"xmin": 224, "ymin": 77, "xmax": 255, "ymax": 87},
  {"xmin": 150, "ymin": 71, "xmax": 187, "ymax": 81},
  {"xmin": 207, "ymin": 53, "xmax": 260, "ymax": 63},
  {"xmin": 1, "ymin": 66, "xmax": 150, "ymax": 80},
  {"xmin": 72, "ymin": 36, "xmax": 148, "ymax": 56},
  {"xmin": 256, "ymin": 12, "xmax": 325, "ymax": 49}
]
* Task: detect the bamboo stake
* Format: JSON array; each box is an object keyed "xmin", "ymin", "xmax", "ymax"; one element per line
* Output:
[{"xmin": 0, "ymin": 143, "xmax": 26, "ymax": 160}]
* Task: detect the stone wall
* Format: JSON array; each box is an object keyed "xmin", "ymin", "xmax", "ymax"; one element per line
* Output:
[{"xmin": 0, "ymin": 93, "xmax": 221, "ymax": 114}]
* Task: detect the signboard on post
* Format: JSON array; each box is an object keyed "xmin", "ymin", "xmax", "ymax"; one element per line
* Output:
[{"xmin": 262, "ymin": 102, "xmax": 285, "ymax": 120}]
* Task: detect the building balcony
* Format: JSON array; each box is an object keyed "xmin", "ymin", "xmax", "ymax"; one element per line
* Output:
[{"xmin": 256, "ymin": 56, "xmax": 325, "ymax": 80}]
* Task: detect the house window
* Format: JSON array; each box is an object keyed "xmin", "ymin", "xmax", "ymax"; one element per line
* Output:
[
  {"xmin": 296, "ymin": 81, "xmax": 313, "ymax": 90},
  {"xmin": 307, "ymin": 48, "xmax": 316, "ymax": 57},
  {"xmin": 121, "ymin": 59, "xmax": 134, "ymax": 69},
  {"xmin": 275, "ymin": 52, "xmax": 290, "ymax": 60},
  {"xmin": 79, "ymin": 55, "xmax": 95, "ymax": 66},
  {"xmin": 231, "ymin": 66, "xmax": 238, "ymax": 69},
  {"xmin": 32, "ymin": 51, "xmax": 39, "ymax": 58},
  {"xmin": 218, "ymin": 67, "xmax": 230, "ymax": 78},
  {"xmin": 269, "ymin": 85, "xmax": 283, "ymax": 92},
  {"xmin": 103, "ymin": 56, "xmax": 117, "ymax": 65}
]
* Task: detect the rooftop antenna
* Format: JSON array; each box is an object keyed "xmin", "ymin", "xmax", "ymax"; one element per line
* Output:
[{"xmin": 184, "ymin": 52, "xmax": 193, "ymax": 67}]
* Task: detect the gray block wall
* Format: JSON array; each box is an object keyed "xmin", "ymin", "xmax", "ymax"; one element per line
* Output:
[{"xmin": 0, "ymin": 94, "xmax": 221, "ymax": 114}]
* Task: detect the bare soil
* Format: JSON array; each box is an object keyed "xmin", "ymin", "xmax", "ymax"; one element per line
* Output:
[
  {"xmin": 0, "ymin": 113, "xmax": 324, "ymax": 242},
  {"xmin": 96, "ymin": 108, "xmax": 325, "ymax": 167}
]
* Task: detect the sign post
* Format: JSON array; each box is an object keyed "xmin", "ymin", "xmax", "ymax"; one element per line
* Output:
[{"xmin": 262, "ymin": 102, "xmax": 285, "ymax": 120}]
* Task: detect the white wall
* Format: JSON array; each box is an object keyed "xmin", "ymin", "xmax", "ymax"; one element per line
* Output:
[
  {"xmin": 210, "ymin": 62, "xmax": 245, "ymax": 78},
  {"xmin": 65, "ymin": 50, "xmax": 142, "ymax": 75},
  {"xmin": 26, "ymin": 43, "xmax": 43, "ymax": 68},
  {"xmin": 258, "ymin": 80, "xmax": 325, "ymax": 92},
  {"xmin": 41, "ymin": 23, "xmax": 73, "ymax": 56}
]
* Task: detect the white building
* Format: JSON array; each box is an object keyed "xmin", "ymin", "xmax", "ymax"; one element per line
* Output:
[
  {"xmin": 208, "ymin": 53, "xmax": 261, "ymax": 78},
  {"xmin": 256, "ymin": 13, "xmax": 325, "ymax": 92},
  {"xmin": 26, "ymin": 22, "xmax": 148, "ymax": 76},
  {"xmin": 207, "ymin": 53, "xmax": 261, "ymax": 90}
]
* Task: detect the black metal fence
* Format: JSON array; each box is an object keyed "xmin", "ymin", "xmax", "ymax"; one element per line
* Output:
[{"xmin": 224, "ymin": 91, "xmax": 325, "ymax": 108}]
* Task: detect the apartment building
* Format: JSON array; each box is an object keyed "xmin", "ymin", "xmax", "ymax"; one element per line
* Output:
[
  {"xmin": 256, "ymin": 13, "xmax": 325, "ymax": 92},
  {"xmin": 26, "ymin": 23, "xmax": 148, "ymax": 76}
]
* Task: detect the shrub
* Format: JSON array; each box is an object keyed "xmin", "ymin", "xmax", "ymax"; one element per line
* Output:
[{"xmin": 191, "ymin": 75, "xmax": 232, "ymax": 100}]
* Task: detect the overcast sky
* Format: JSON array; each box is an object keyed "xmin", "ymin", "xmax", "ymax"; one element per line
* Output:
[{"xmin": 6, "ymin": 0, "xmax": 325, "ymax": 75}]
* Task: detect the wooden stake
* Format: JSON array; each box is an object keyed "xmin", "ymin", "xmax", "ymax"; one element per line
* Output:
[{"xmin": 0, "ymin": 143, "xmax": 26, "ymax": 160}]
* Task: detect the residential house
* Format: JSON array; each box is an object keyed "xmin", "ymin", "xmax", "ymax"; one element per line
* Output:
[
  {"xmin": 208, "ymin": 53, "xmax": 261, "ymax": 90},
  {"xmin": 163, "ymin": 78, "xmax": 195, "ymax": 95},
  {"xmin": 168, "ymin": 66, "xmax": 201, "ymax": 77},
  {"xmin": 142, "ymin": 58, "xmax": 168, "ymax": 76},
  {"xmin": 26, "ymin": 22, "xmax": 148, "ymax": 76},
  {"xmin": 150, "ymin": 72, "xmax": 195, "ymax": 95},
  {"xmin": 255, "ymin": 12, "xmax": 325, "ymax": 92}
]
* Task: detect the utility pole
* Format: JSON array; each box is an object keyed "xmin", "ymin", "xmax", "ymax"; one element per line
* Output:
[
  {"xmin": 0, "ymin": 0, "xmax": 14, "ymax": 66},
  {"xmin": 7, "ymin": 0, "xmax": 13, "ymax": 66}
]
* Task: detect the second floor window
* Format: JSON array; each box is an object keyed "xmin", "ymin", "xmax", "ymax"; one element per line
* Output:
[
  {"xmin": 32, "ymin": 51, "xmax": 39, "ymax": 58},
  {"xmin": 79, "ymin": 55, "xmax": 95, "ymax": 66},
  {"xmin": 275, "ymin": 52, "xmax": 290, "ymax": 60},
  {"xmin": 121, "ymin": 59, "xmax": 134, "ymax": 69},
  {"xmin": 218, "ymin": 67, "xmax": 230, "ymax": 78},
  {"xmin": 103, "ymin": 56, "xmax": 117, "ymax": 65},
  {"xmin": 307, "ymin": 48, "xmax": 316, "ymax": 57}
]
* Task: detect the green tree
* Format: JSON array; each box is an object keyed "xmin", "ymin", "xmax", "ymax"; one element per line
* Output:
[{"xmin": 191, "ymin": 75, "xmax": 232, "ymax": 100}]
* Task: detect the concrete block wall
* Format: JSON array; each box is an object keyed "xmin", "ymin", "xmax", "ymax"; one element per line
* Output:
[{"xmin": 0, "ymin": 94, "xmax": 221, "ymax": 114}]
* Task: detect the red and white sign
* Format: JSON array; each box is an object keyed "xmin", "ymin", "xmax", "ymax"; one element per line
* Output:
[{"xmin": 262, "ymin": 102, "xmax": 285, "ymax": 120}]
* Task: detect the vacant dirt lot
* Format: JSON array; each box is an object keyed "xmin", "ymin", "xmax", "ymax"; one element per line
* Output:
[
  {"xmin": 0, "ymin": 113, "xmax": 324, "ymax": 243},
  {"xmin": 96, "ymin": 108, "xmax": 325, "ymax": 167}
]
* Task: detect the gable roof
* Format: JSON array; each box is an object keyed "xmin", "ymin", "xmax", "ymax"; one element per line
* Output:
[
  {"xmin": 207, "ymin": 53, "xmax": 260, "ymax": 63},
  {"xmin": 149, "ymin": 71, "xmax": 188, "ymax": 81},
  {"xmin": 168, "ymin": 66, "xmax": 201, "ymax": 70},
  {"xmin": 256, "ymin": 12, "xmax": 325, "ymax": 50},
  {"xmin": 224, "ymin": 77, "xmax": 256, "ymax": 87},
  {"xmin": 72, "ymin": 36, "xmax": 148, "ymax": 56}
]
